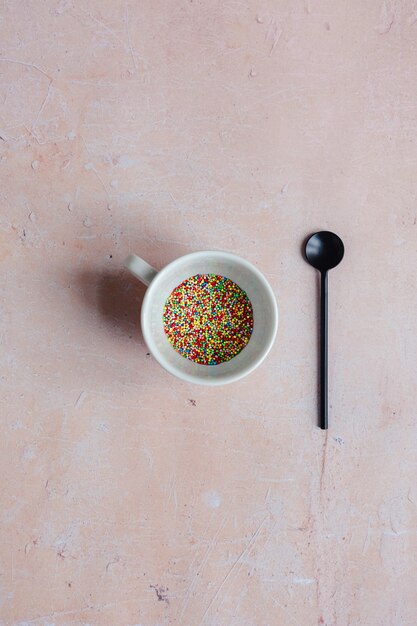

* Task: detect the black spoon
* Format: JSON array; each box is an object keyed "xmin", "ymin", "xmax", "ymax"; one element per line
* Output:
[{"xmin": 305, "ymin": 231, "xmax": 344, "ymax": 429}]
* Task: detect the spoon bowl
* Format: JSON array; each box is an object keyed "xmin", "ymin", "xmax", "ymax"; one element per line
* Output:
[{"xmin": 305, "ymin": 231, "xmax": 344, "ymax": 272}]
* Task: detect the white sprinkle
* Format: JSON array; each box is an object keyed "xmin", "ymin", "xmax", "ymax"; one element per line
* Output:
[
  {"xmin": 31, "ymin": 160, "xmax": 39, "ymax": 170},
  {"xmin": 84, "ymin": 162, "xmax": 94, "ymax": 170},
  {"xmin": 22, "ymin": 446, "xmax": 36, "ymax": 461},
  {"xmin": 117, "ymin": 154, "xmax": 135, "ymax": 168},
  {"xmin": 257, "ymin": 477, "xmax": 295, "ymax": 483},
  {"xmin": 67, "ymin": 130, "xmax": 76, "ymax": 140},
  {"xmin": 83, "ymin": 217, "xmax": 92, "ymax": 227},
  {"xmin": 293, "ymin": 577, "xmax": 315, "ymax": 585},
  {"xmin": 202, "ymin": 491, "xmax": 222, "ymax": 508},
  {"xmin": 29, "ymin": 211, "xmax": 36, "ymax": 222}
]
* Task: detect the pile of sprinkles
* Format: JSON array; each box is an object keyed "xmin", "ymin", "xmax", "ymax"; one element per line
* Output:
[{"xmin": 163, "ymin": 274, "xmax": 253, "ymax": 365}]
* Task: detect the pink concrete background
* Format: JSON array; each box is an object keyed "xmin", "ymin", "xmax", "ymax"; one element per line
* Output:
[{"xmin": 1, "ymin": 1, "xmax": 417, "ymax": 625}]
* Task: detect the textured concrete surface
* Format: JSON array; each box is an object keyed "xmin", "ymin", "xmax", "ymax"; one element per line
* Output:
[{"xmin": 1, "ymin": 1, "xmax": 417, "ymax": 625}]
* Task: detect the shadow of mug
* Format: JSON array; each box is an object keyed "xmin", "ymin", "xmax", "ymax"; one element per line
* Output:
[{"xmin": 77, "ymin": 268, "xmax": 147, "ymax": 343}]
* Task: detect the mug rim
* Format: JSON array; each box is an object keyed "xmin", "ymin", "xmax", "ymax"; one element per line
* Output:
[{"xmin": 140, "ymin": 250, "xmax": 278, "ymax": 385}]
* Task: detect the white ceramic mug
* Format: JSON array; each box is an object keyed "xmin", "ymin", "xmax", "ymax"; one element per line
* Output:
[{"xmin": 124, "ymin": 251, "xmax": 278, "ymax": 385}]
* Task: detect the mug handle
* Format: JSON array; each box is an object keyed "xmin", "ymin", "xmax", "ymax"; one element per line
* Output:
[{"xmin": 124, "ymin": 254, "xmax": 158, "ymax": 286}]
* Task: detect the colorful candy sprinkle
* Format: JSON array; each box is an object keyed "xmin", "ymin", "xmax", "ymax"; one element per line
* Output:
[{"xmin": 163, "ymin": 274, "xmax": 254, "ymax": 365}]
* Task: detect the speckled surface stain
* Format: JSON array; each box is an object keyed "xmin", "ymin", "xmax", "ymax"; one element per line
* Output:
[{"xmin": 1, "ymin": 1, "xmax": 417, "ymax": 625}]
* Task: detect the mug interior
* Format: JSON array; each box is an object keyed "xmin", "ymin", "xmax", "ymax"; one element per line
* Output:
[{"xmin": 141, "ymin": 251, "xmax": 278, "ymax": 385}]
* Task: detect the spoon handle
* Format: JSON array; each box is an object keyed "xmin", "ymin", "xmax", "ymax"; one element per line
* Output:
[{"xmin": 320, "ymin": 271, "xmax": 328, "ymax": 429}]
